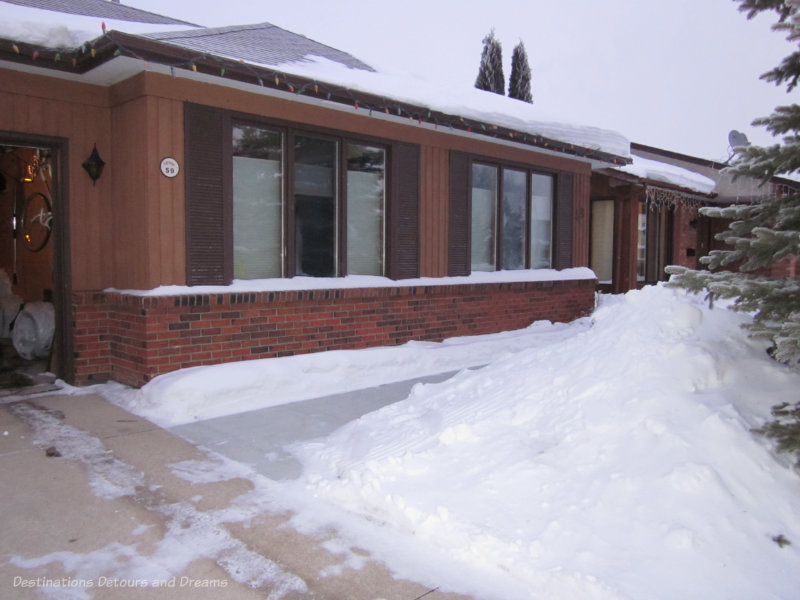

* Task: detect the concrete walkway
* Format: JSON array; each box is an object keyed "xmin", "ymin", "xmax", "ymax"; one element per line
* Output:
[
  {"xmin": 170, "ymin": 371, "xmax": 461, "ymax": 480},
  {"xmin": 0, "ymin": 377, "xmax": 471, "ymax": 600}
]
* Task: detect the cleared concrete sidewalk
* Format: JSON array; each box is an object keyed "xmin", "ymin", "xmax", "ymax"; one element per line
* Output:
[
  {"xmin": 170, "ymin": 371, "xmax": 461, "ymax": 480},
  {"xmin": 0, "ymin": 389, "xmax": 471, "ymax": 600}
]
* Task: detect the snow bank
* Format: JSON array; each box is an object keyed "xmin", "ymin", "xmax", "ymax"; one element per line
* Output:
[
  {"xmin": 287, "ymin": 285, "xmax": 800, "ymax": 600},
  {"xmin": 619, "ymin": 155, "xmax": 716, "ymax": 194},
  {"xmin": 127, "ymin": 317, "xmax": 590, "ymax": 427}
]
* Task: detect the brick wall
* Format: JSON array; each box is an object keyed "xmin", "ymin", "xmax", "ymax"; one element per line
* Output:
[{"xmin": 72, "ymin": 278, "xmax": 597, "ymax": 387}]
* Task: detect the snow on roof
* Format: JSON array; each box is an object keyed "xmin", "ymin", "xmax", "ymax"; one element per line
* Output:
[
  {"xmin": 618, "ymin": 155, "xmax": 716, "ymax": 194},
  {"xmin": 0, "ymin": 1, "xmax": 200, "ymax": 47},
  {"xmin": 264, "ymin": 56, "xmax": 631, "ymax": 159},
  {"xmin": 144, "ymin": 23, "xmax": 374, "ymax": 72},
  {"xmin": 0, "ymin": 1, "xmax": 630, "ymax": 160}
]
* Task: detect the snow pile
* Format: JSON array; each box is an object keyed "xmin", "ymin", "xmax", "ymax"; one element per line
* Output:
[
  {"xmin": 619, "ymin": 155, "xmax": 717, "ymax": 194},
  {"xmin": 128, "ymin": 316, "xmax": 589, "ymax": 427},
  {"xmin": 286, "ymin": 286, "xmax": 800, "ymax": 600}
]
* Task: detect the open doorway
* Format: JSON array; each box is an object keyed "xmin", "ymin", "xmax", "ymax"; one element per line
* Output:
[{"xmin": 0, "ymin": 139, "xmax": 65, "ymax": 393}]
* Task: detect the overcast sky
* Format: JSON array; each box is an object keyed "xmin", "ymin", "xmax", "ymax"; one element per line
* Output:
[{"xmin": 126, "ymin": 0, "xmax": 795, "ymax": 162}]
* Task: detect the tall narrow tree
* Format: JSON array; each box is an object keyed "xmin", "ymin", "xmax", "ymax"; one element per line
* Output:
[
  {"xmin": 475, "ymin": 29, "xmax": 505, "ymax": 95},
  {"xmin": 508, "ymin": 41, "xmax": 533, "ymax": 103}
]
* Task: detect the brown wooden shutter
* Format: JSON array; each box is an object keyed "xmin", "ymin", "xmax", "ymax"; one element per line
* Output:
[
  {"xmin": 554, "ymin": 172, "xmax": 574, "ymax": 270},
  {"xmin": 448, "ymin": 151, "xmax": 470, "ymax": 276},
  {"xmin": 184, "ymin": 102, "xmax": 232, "ymax": 285},
  {"xmin": 388, "ymin": 142, "xmax": 420, "ymax": 280}
]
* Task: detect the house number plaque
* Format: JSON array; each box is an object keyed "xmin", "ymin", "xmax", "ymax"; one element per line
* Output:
[{"xmin": 160, "ymin": 157, "xmax": 180, "ymax": 178}]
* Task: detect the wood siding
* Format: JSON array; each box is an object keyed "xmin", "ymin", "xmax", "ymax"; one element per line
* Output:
[
  {"xmin": 573, "ymin": 171, "xmax": 592, "ymax": 267},
  {"xmin": 1, "ymin": 67, "xmax": 593, "ymax": 290},
  {"xmin": 419, "ymin": 145, "xmax": 449, "ymax": 277},
  {"xmin": 111, "ymin": 92, "xmax": 186, "ymax": 289},
  {"xmin": 0, "ymin": 68, "xmax": 113, "ymax": 291}
]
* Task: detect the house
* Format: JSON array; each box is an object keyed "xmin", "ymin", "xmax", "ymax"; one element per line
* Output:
[
  {"xmin": 0, "ymin": 0, "xmax": 631, "ymax": 387},
  {"xmin": 588, "ymin": 141, "xmax": 797, "ymax": 294}
]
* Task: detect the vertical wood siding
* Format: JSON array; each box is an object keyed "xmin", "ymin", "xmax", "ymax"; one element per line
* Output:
[
  {"xmin": 110, "ymin": 95, "xmax": 187, "ymax": 289},
  {"xmin": 419, "ymin": 145, "xmax": 449, "ymax": 277},
  {"xmin": 0, "ymin": 73, "xmax": 114, "ymax": 291},
  {"xmin": 572, "ymin": 171, "xmax": 592, "ymax": 267},
  {"xmin": 2, "ymin": 68, "xmax": 596, "ymax": 292}
]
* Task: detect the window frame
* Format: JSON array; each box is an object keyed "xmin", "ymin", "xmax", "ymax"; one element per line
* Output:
[
  {"xmin": 230, "ymin": 115, "xmax": 390, "ymax": 279},
  {"xmin": 469, "ymin": 158, "xmax": 557, "ymax": 272}
]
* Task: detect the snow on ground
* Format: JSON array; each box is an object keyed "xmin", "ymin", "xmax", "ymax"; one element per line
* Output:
[{"xmin": 96, "ymin": 284, "xmax": 800, "ymax": 600}]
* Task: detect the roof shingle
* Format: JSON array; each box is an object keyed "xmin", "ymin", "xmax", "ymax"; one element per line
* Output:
[
  {"xmin": 145, "ymin": 23, "xmax": 374, "ymax": 71},
  {"xmin": 2, "ymin": 0, "xmax": 198, "ymax": 26}
]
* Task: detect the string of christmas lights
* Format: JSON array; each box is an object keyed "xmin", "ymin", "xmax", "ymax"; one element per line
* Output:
[{"xmin": 2, "ymin": 27, "xmax": 629, "ymax": 166}]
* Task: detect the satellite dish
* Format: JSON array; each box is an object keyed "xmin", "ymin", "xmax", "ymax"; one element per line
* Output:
[{"xmin": 728, "ymin": 130, "xmax": 751, "ymax": 148}]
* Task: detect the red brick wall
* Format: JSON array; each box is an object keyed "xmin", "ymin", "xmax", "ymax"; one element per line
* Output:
[{"xmin": 72, "ymin": 278, "xmax": 597, "ymax": 387}]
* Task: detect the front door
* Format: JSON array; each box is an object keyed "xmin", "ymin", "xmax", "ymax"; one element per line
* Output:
[{"xmin": 0, "ymin": 133, "xmax": 69, "ymax": 387}]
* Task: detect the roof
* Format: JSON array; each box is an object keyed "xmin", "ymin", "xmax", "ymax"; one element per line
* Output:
[
  {"xmin": 617, "ymin": 155, "xmax": 716, "ymax": 196},
  {"xmin": 0, "ymin": 2, "xmax": 630, "ymax": 165},
  {"xmin": 1, "ymin": 0, "xmax": 197, "ymax": 26},
  {"xmin": 144, "ymin": 23, "xmax": 374, "ymax": 72}
]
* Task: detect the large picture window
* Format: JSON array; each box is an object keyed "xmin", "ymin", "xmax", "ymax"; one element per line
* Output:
[
  {"xmin": 470, "ymin": 162, "xmax": 555, "ymax": 272},
  {"xmin": 231, "ymin": 124, "xmax": 387, "ymax": 279}
]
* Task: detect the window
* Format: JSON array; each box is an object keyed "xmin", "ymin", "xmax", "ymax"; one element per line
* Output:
[
  {"xmin": 530, "ymin": 174, "xmax": 554, "ymax": 269},
  {"xmin": 636, "ymin": 202, "xmax": 647, "ymax": 282},
  {"xmin": 294, "ymin": 135, "xmax": 338, "ymax": 277},
  {"xmin": 639, "ymin": 201, "xmax": 673, "ymax": 284},
  {"xmin": 347, "ymin": 144, "xmax": 386, "ymax": 276},
  {"xmin": 470, "ymin": 162, "xmax": 555, "ymax": 271},
  {"xmin": 471, "ymin": 164, "xmax": 498, "ymax": 271},
  {"xmin": 502, "ymin": 169, "xmax": 526, "ymax": 270},
  {"xmin": 590, "ymin": 199, "xmax": 615, "ymax": 284},
  {"xmin": 233, "ymin": 125, "xmax": 283, "ymax": 278},
  {"xmin": 185, "ymin": 103, "xmax": 418, "ymax": 286},
  {"xmin": 231, "ymin": 124, "xmax": 387, "ymax": 279}
]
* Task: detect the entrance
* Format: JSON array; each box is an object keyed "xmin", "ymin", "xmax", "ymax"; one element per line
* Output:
[{"xmin": 0, "ymin": 136, "xmax": 67, "ymax": 391}]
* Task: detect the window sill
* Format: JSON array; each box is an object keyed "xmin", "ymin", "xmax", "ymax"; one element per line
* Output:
[{"xmin": 108, "ymin": 267, "xmax": 597, "ymax": 297}]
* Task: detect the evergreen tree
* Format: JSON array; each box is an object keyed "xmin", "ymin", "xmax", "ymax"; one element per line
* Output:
[
  {"xmin": 475, "ymin": 29, "xmax": 505, "ymax": 95},
  {"xmin": 508, "ymin": 41, "xmax": 533, "ymax": 103},
  {"xmin": 667, "ymin": 0, "xmax": 800, "ymax": 370}
]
